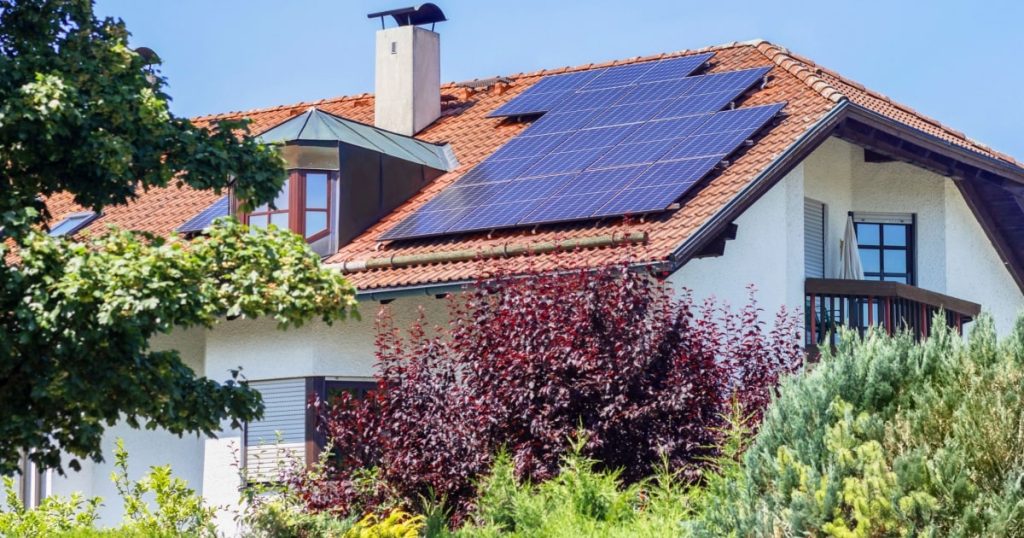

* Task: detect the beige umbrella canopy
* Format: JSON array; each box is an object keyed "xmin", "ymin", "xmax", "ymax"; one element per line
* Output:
[{"xmin": 839, "ymin": 215, "xmax": 865, "ymax": 280}]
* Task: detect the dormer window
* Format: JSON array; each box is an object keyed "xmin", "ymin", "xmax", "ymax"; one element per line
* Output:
[{"xmin": 246, "ymin": 170, "xmax": 332, "ymax": 242}]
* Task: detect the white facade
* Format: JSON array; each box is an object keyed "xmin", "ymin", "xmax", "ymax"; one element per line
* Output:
[
  {"xmin": 672, "ymin": 136, "xmax": 1023, "ymax": 334},
  {"xmin": 42, "ymin": 136, "xmax": 1024, "ymax": 534}
]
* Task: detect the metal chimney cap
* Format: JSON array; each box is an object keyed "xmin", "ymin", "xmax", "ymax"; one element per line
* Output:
[{"xmin": 367, "ymin": 3, "xmax": 447, "ymax": 28}]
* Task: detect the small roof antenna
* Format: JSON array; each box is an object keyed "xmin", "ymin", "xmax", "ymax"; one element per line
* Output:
[{"xmin": 367, "ymin": 3, "xmax": 447, "ymax": 31}]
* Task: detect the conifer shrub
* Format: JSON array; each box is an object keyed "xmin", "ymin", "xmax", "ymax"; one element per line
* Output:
[
  {"xmin": 302, "ymin": 264, "xmax": 802, "ymax": 519},
  {"xmin": 695, "ymin": 315, "xmax": 1024, "ymax": 536}
]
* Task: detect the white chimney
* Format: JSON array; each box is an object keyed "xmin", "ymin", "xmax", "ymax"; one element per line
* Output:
[{"xmin": 369, "ymin": 5, "xmax": 446, "ymax": 136}]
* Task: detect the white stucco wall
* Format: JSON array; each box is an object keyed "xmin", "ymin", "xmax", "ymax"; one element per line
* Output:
[
  {"xmin": 670, "ymin": 136, "xmax": 1024, "ymax": 334},
  {"xmin": 45, "ymin": 326, "xmax": 208, "ymax": 527},
  {"xmin": 670, "ymin": 162, "xmax": 806, "ymax": 315},
  {"xmin": 944, "ymin": 180, "xmax": 1024, "ymax": 331}
]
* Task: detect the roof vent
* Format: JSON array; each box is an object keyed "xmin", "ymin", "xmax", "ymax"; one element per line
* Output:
[{"xmin": 367, "ymin": 3, "xmax": 447, "ymax": 29}]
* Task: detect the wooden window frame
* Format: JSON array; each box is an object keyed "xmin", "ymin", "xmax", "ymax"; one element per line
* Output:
[
  {"xmin": 243, "ymin": 170, "xmax": 332, "ymax": 243},
  {"xmin": 851, "ymin": 212, "xmax": 916, "ymax": 285}
]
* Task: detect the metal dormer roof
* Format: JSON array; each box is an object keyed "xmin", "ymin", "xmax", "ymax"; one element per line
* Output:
[{"xmin": 257, "ymin": 107, "xmax": 457, "ymax": 172}]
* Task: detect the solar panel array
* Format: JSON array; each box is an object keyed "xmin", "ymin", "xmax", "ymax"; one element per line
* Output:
[{"xmin": 381, "ymin": 55, "xmax": 785, "ymax": 241}]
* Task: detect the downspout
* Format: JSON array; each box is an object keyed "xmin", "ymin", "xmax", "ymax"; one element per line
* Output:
[{"xmin": 328, "ymin": 231, "xmax": 649, "ymax": 274}]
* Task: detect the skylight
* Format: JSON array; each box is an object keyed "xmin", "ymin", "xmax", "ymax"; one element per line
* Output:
[{"xmin": 48, "ymin": 212, "xmax": 97, "ymax": 237}]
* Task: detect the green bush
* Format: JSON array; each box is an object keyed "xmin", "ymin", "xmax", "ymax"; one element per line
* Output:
[
  {"xmin": 454, "ymin": 437, "xmax": 693, "ymax": 537},
  {"xmin": 696, "ymin": 316, "xmax": 1024, "ymax": 537},
  {"xmin": 0, "ymin": 476, "xmax": 100, "ymax": 536},
  {"xmin": 0, "ymin": 439, "xmax": 218, "ymax": 537}
]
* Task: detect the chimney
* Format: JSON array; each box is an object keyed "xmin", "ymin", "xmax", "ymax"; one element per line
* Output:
[{"xmin": 367, "ymin": 4, "xmax": 447, "ymax": 136}]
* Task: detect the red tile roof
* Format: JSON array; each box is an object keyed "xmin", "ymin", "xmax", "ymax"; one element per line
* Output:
[{"xmin": 38, "ymin": 40, "xmax": 1023, "ymax": 292}]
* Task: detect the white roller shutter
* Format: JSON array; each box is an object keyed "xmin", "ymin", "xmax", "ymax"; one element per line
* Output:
[
  {"xmin": 804, "ymin": 199, "xmax": 826, "ymax": 278},
  {"xmin": 245, "ymin": 378, "xmax": 307, "ymax": 482}
]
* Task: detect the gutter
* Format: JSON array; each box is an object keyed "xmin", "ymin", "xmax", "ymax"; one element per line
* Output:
[
  {"xmin": 327, "ymin": 231, "xmax": 648, "ymax": 274},
  {"xmin": 668, "ymin": 100, "xmax": 851, "ymax": 268}
]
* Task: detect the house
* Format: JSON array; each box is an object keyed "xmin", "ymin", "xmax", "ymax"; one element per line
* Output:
[{"xmin": 16, "ymin": 4, "xmax": 1024, "ymax": 532}]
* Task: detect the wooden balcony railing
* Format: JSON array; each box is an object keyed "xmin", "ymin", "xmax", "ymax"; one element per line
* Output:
[{"xmin": 805, "ymin": 278, "xmax": 981, "ymax": 347}]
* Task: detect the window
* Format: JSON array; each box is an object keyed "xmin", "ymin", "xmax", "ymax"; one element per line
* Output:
[
  {"xmin": 246, "ymin": 170, "xmax": 332, "ymax": 242},
  {"xmin": 853, "ymin": 213, "xmax": 915, "ymax": 284},
  {"xmin": 804, "ymin": 199, "xmax": 826, "ymax": 278},
  {"xmin": 48, "ymin": 211, "xmax": 97, "ymax": 237},
  {"xmin": 244, "ymin": 376, "xmax": 374, "ymax": 482}
]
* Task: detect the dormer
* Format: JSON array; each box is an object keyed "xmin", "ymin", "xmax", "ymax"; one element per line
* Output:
[{"xmin": 239, "ymin": 107, "xmax": 456, "ymax": 256}]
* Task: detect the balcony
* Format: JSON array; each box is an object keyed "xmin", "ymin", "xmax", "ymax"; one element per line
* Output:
[{"xmin": 805, "ymin": 278, "xmax": 981, "ymax": 347}]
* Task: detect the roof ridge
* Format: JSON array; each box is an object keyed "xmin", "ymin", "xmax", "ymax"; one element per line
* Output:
[
  {"xmin": 749, "ymin": 40, "xmax": 1020, "ymax": 166},
  {"xmin": 190, "ymin": 40, "xmax": 760, "ymax": 124},
  {"xmin": 192, "ymin": 92, "xmax": 374, "ymax": 123},
  {"xmin": 748, "ymin": 40, "xmax": 845, "ymax": 104}
]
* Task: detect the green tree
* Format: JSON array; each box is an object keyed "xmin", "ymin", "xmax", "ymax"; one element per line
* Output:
[{"xmin": 0, "ymin": 0, "xmax": 356, "ymax": 475}]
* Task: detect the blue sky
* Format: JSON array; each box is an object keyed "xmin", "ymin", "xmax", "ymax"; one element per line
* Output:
[{"xmin": 94, "ymin": 0, "xmax": 1024, "ymax": 157}]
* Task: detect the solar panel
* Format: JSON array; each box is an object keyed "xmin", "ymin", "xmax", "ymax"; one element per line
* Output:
[
  {"xmin": 487, "ymin": 91, "xmax": 571, "ymax": 117},
  {"xmin": 458, "ymin": 157, "xmax": 539, "ymax": 184},
  {"xmin": 592, "ymin": 184, "xmax": 693, "ymax": 217},
  {"xmin": 661, "ymin": 130, "xmax": 754, "ymax": 160},
  {"xmin": 698, "ymin": 103, "xmax": 786, "ymax": 134},
  {"xmin": 382, "ymin": 54, "xmax": 787, "ymax": 241},
  {"xmin": 527, "ymin": 69, "xmax": 605, "ymax": 93},
  {"xmin": 488, "ymin": 70, "xmax": 606, "ymax": 118},
  {"xmin": 521, "ymin": 109, "xmax": 599, "ymax": 136},
  {"xmin": 636, "ymin": 54, "xmax": 713, "ymax": 83},
  {"xmin": 618, "ymin": 78, "xmax": 701, "ymax": 105},
  {"xmin": 489, "ymin": 53, "xmax": 712, "ymax": 119},
  {"xmin": 558, "ymin": 86, "xmax": 630, "ymax": 112},
  {"xmin": 559, "ymin": 165, "xmax": 650, "ymax": 194},
  {"xmin": 689, "ymin": 67, "xmax": 770, "ymax": 95},
  {"xmin": 521, "ymin": 193, "xmax": 616, "ymax": 224},
  {"xmin": 448, "ymin": 200, "xmax": 542, "ymax": 232},
  {"xmin": 380, "ymin": 206, "xmax": 474, "ymax": 239},
  {"xmin": 585, "ymin": 100, "xmax": 672, "ymax": 128},
  {"xmin": 626, "ymin": 156, "xmax": 722, "ymax": 189},
  {"xmin": 627, "ymin": 115, "xmax": 712, "ymax": 143},
  {"xmin": 555, "ymin": 124, "xmax": 638, "ymax": 151},
  {"xmin": 589, "ymin": 138, "xmax": 679, "ymax": 168},
  {"xmin": 489, "ymin": 133, "xmax": 569, "ymax": 161},
  {"xmin": 523, "ymin": 147, "xmax": 604, "ymax": 177},
  {"xmin": 583, "ymin": 62, "xmax": 657, "ymax": 89},
  {"xmin": 177, "ymin": 196, "xmax": 229, "ymax": 234},
  {"xmin": 652, "ymin": 91, "xmax": 739, "ymax": 120}
]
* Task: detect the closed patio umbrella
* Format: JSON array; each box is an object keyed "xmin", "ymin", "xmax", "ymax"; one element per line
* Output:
[{"xmin": 839, "ymin": 215, "xmax": 865, "ymax": 280}]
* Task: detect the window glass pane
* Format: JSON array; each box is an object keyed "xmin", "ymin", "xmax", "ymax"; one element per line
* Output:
[
  {"xmin": 883, "ymin": 249, "xmax": 907, "ymax": 274},
  {"xmin": 858, "ymin": 248, "xmax": 880, "ymax": 273},
  {"xmin": 883, "ymin": 275, "xmax": 908, "ymax": 284},
  {"xmin": 883, "ymin": 224, "xmax": 907, "ymax": 247},
  {"xmin": 270, "ymin": 212, "xmax": 289, "ymax": 229},
  {"xmin": 305, "ymin": 211, "xmax": 327, "ymax": 237},
  {"xmin": 864, "ymin": 274, "xmax": 882, "ymax": 281},
  {"xmin": 272, "ymin": 178, "xmax": 290, "ymax": 210},
  {"xmin": 306, "ymin": 173, "xmax": 329, "ymax": 209},
  {"xmin": 855, "ymin": 223, "xmax": 880, "ymax": 246},
  {"xmin": 249, "ymin": 215, "xmax": 267, "ymax": 230}
]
